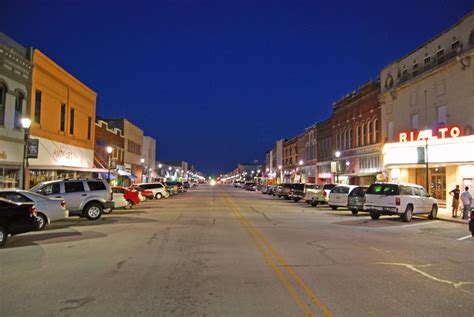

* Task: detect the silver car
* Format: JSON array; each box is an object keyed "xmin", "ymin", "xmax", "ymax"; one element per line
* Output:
[
  {"xmin": 0, "ymin": 190, "xmax": 69, "ymax": 230},
  {"xmin": 31, "ymin": 179, "xmax": 114, "ymax": 220}
]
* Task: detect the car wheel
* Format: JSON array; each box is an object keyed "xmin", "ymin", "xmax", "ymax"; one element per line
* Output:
[
  {"xmin": 293, "ymin": 198, "xmax": 300, "ymax": 203},
  {"xmin": 84, "ymin": 203, "xmax": 102, "ymax": 220},
  {"xmin": 429, "ymin": 205, "xmax": 438, "ymax": 219},
  {"xmin": 351, "ymin": 209, "xmax": 359, "ymax": 216},
  {"xmin": 330, "ymin": 206, "xmax": 337, "ymax": 210},
  {"xmin": 402, "ymin": 205, "xmax": 413, "ymax": 222},
  {"xmin": 0, "ymin": 226, "xmax": 8, "ymax": 248},
  {"xmin": 370, "ymin": 211, "xmax": 380, "ymax": 220},
  {"xmin": 36, "ymin": 213, "xmax": 48, "ymax": 231},
  {"xmin": 155, "ymin": 193, "xmax": 162, "ymax": 200},
  {"xmin": 164, "ymin": 191, "xmax": 170, "ymax": 198},
  {"xmin": 125, "ymin": 200, "xmax": 133, "ymax": 210},
  {"xmin": 311, "ymin": 201, "xmax": 318, "ymax": 207}
]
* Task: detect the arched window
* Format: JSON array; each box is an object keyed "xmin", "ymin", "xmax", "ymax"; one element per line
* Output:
[
  {"xmin": 373, "ymin": 118, "xmax": 379, "ymax": 143},
  {"xmin": 368, "ymin": 120, "xmax": 373, "ymax": 145},
  {"xmin": 348, "ymin": 128, "xmax": 353, "ymax": 149},
  {"xmin": 14, "ymin": 92, "xmax": 24, "ymax": 129},
  {"xmin": 356, "ymin": 125, "xmax": 360, "ymax": 147},
  {"xmin": 361, "ymin": 122, "xmax": 366, "ymax": 146},
  {"xmin": 0, "ymin": 83, "xmax": 6, "ymax": 126}
]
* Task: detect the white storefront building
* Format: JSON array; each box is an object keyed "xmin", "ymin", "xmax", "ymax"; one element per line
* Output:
[{"xmin": 380, "ymin": 12, "xmax": 474, "ymax": 206}]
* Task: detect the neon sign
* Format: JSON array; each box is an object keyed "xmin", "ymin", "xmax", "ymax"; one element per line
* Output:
[{"xmin": 398, "ymin": 126, "xmax": 462, "ymax": 142}]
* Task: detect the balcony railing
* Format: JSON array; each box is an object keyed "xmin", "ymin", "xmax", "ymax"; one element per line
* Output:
[{"xmin": 396, "ymin": 44, "xmax": 470, "ymax": 86}]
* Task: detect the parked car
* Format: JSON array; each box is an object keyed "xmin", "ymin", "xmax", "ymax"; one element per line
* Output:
[
  {"xmin": 0, "ymin": 198, "xmax": 39, "ymax": 248},
  {"xmin": 364, "ymin": 182, "xmax": 438, "ymax": 222},
  {"xmin": 164, "ymin": 182, "xmax": 179, "ymax": 195},
  {"xmin": 243, "ymin": 182, "xmax": 256, "ymax": 190},
  {"xmin": 273, "ymin": 185, "xmax": 283, "ymax": 197},
  {"xmin": 111, "ymin": 187, "xmax": 140, "ymax": 210},
  {"xmin": 136, "ymin": 182, "xmax": 170, "ymax": 199},
  {"xmin": 129, "ymin": 185, "xmax": 153, "ymax": 201},
  {"xmin": 183, "ymin": 181, "xmax": 190, "ymax": 191},
  {"xmin": 306, "ymin": 183, "xmax": 337, "ymax": 207},
  {"xmin": 261, "ymin": 185, "xmax": 270, "ymax": 194},
  {"xmin": 31, "ymin": 179, "xmax": 114, "ymax": 220},
  {"xmin": 280, "ymin": 183, "xmax": 293, "ymax": 199},
  {"xmin": 347, "ymin": 186, "xmax": 369, "ymax": 215},
  {"xmin": 289, "ymin": 183, "xmax": 305, "ymax": 202},
  {"xmin": 0, "ymin": 190, "xmax": 68, "ymax": 230},
  {"xmin": 328, "ymin": 185, "xmax": 358, "ymax": 210}
]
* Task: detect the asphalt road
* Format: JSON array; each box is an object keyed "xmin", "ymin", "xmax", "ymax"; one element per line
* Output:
[{"xmin": 1, "ymin": 184, "xmax": 473, "ymax": 316}]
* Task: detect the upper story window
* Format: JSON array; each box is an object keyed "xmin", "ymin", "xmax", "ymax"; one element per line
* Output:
[
  {"xmin": 34, "ymin": 90, "xmax": 42, "ymax": 124},
  {"xmin": 69, "ymin": 108, "xmax": 75, "ymax": 135},
  {"xmin": 348, "ymin": 128, "xmax": 352, "ymax": 149},
  {"xmin": 0, "ymin": 83, "xmax": 7, "ymax": 126},
  {"xmin": 451, "ymin": 40, "xmax": 460, "ymax": 51},
  {"xmin": 356, "ymin": 125, "xmax": 361, "ymax": 147},
  {"xmin": 373, "ymin": 119, "xmax": 379, "ymax": 143},
  {"xmin": 411, "ymin": 114, "xmax": 419, "ymax": 130},
  {"xmin": 367, "ymin": 121, "xmax": 373, "ymax": 145},
  {"xmin": 87, "ymin": 116, "xmax": 92, "ymax": 140},
  {"xmin": 361, "ymin": 122, "xmax": 366, "ymax": 146},
  {"xmin": 14, "ymin": 92, "xmax": 24, "ymax": 129},
  {"xmin": 424, "ymin": 56, "xmax": 431, "ymax": 65},
  {"xmin": 60, "ymin": 103, "xmax": 66, "ymax": 132},
  {"xmin": 436, "ymin": 49, "xmax": 444, "ymax": 58}
]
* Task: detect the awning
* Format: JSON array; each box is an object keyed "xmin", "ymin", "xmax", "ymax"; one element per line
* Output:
[{"xmin": 99, "ymin": 172, "xmax": 117, "ymax": 180}]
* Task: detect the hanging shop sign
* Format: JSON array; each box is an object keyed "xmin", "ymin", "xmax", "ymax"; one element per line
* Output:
[
  {"xmin": 27, "ymin": 139, "xmax": 39, "ymax": 159},
  {"xmin": 398, "ymin": 126, "xmax": 462, "ymax": 142}
]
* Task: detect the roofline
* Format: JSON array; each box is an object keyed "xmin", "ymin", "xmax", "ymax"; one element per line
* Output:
[{"xmin": 381, "ymin": 10, "xmax": 474, "ymax": 71}]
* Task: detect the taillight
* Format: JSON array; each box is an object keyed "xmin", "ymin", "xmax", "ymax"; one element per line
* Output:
[
  {"xmin": 323, "ymin": 191, "xmax": 327, "ymax": 197},
  {"xmin": 29, "ymin": 205, "xmax": 37, "ymax": 217},
  {"xmin": 60, "ymin": 200, "xmax": 66, "ymax": 208},
  {"xmin": 395, "ymin": 197, "xmax": 401, "ymax": 206}
]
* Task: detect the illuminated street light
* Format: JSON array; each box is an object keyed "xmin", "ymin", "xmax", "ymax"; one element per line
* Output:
[
  {"xmin": 298, "ymin": 160, "xmax": 304, "ymax": 166},
  {"xmin": 106, "ymin": 146, "xmax": 113, "ymax": 183},
  {"xmin": 335, "ymin": 150, "xmax": 341, "ymax": 183},
  {"xmin": 21, "ymin": 118, "xmax": 31, "ymax": 129},
  {"xmin": 335, "ymin": 151, "xmax": 341, "ymax": 158}
]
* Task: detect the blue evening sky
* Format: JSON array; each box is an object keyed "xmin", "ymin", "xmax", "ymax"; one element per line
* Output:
[{"xmin": 2, "ymin": 1, "xmax": 472, "ymax": 174}]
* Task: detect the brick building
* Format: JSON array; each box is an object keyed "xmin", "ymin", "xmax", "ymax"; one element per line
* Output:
[
  {"xmin": 94, "ymin": 119, "xmax": 126, "ymax": 185},
  {"xmin": 331, "ymin": 80, "xmax": 383, "ymax": 185},
  {"xmin": 316, "ymin": 119, "xmax": 333, "ymax": 183},
  {"xmin": 282, "ymin": 136, "xmax": 298, "ymax": 182}
]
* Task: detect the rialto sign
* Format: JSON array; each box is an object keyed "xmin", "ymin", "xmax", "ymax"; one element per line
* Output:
[{"xmin": 398, "ymin": 126, "xmax": 462, "ymax": 142}]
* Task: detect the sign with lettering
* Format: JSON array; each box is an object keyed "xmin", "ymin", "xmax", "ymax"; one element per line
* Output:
[
  {"xmin": 398, "ymin": 126, "xmax": 462, "ymax": 142},
  {"xmin": 27, "ymin": 139, "xmax": 39, "ymax": 158}
]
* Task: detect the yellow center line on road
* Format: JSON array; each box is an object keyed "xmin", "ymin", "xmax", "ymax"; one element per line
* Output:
[{"xmin": 221, "ymin": 189, "xmax": 333, "ymax": 317}]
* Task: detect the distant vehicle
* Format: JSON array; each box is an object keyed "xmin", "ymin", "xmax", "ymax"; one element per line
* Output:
[
  {"xmin": 0, "ymin": 198, "xmax": 39, "ymax": 248},
  {"xmin": 289, "ymin": 183, "xmax": 316, "ymax": 202},
  {"xmin": 306, "ymin": 183, "xmax": 337, "ymax": 207},
  {"xmin": 164, "ymin": 182, "xmax": 179, "ymax": 195},
  {"xmin": 280, "ymin": 183, "xmax": 293, "ymax": 199},
  {"xmin": 31, "ymin": 179, "xmax": 114, "ymax": 220},
  {"xmin": 273, "ymin": 185, "xmax": 284, "ymax": 197},
  {"xmin": 261, "ymin": 185, "xmax": 271, "ymax": 194},
  {"xmin": 0, "ymin": 190, "xmax": 68, "ymax": 230},
  {"xmin": 111, "ymin": 187, "xmax": 140, "ymax": 210},
  {"xmin": 347, "ymin": 186, "xmax": 369, "ymax": 215},
  {"xmin": 268, "ymin": 185, "xmax": 278, "ymax": 195},
  {"xmin": 243, "ymin": 182, "xmax": 256, "ymax": 190},
  {"xmin": 129, "ymin": 185, "xmax": 153, "ymax": 201},
  {"xmin": 328, "ymin": 185, "xmax": 358, "ymax": 210},
  {"xmin": 183, "ymin": 182, "xmax": 190, "ymax": 190},
  {"xmin": 364, "ymin": 182, "xmax": 438, "ymax": 222},
  {"xmin": 136, "ymin": 182, "xmax": 170, "ymax": 199}
]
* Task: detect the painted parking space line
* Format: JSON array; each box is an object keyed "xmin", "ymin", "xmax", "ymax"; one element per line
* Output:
[
  {"xmin": 457, "ymin": 235, "xmax": 473, "ymax": 241},
  {"xmin": 396, "ymin": 220, "xmax": 441, "ymax": 228}
]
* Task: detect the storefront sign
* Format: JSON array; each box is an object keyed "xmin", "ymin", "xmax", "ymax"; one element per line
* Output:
[
  {"xmin": 399, "ymin": 126, "xmax": 462, "ymax": 142},
  {"xmin": 27, "ymin": 139, "xmax": 39, "ymax": 158}
]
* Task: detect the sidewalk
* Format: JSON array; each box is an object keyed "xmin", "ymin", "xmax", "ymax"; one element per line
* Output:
[{"xmin": 435, "ymin": 207, "xmax": 469, "ymax": 224}]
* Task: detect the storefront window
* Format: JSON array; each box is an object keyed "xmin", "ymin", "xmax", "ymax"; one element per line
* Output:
[
  {"xmin": 29, "ymin": 169, "xmax": 93, "ymax": 188},
  {"xmin": 0, "ymin": 166, "xmax": 20, "ymax": 189}
]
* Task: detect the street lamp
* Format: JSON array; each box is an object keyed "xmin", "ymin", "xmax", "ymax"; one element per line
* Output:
[
  {"xmin": 335, "ymin": 151, "xmax": 341, "ymax": 183},
  {"xmin": 421, "ymin": 129, "xmax": 432, "ymax": 193},
  {"xmin": 278, "ymin": 165, "xmax": 283, "ymax": 183},
  {"xmin": 20, "ymin": 118, "xmax": 31, "ymax": 190},
  {"xmin": 140, "ymin": 158, "xmax": 145, "ymax": 182},
  {"xmin": 106, "ymin": 146, "xmax": 113, "ymax": 183},
  {"xmin": 298, "ymin": 160, "xmax": 304, "ymax": 183}
]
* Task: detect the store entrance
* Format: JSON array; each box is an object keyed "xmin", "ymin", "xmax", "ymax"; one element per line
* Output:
[{"xmin": 416, "ymin": 167, "xmax": 446, "ymax": 206}]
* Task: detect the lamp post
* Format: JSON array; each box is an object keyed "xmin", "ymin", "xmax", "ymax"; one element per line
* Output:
[
  {"xmin": 140, "ymin": 158, "xmax": 145, "ymax": 182},
  {"xmin": 335, "ymin": 151, "xmax": 341, "ymax": 183},
  {"xmin": 20, "ymin": 118, "xmax": 31, "ymax": 190},
  {"xmin": 421, "ymin": 129, "xmax": 432, "ymax": 193},
  {"xmin": 278, "ymin": 165, "xmax": 282, "ymax": 183},
  {"xmin": 106, "ymin": 146, "xmax": 113, "ymax": 183},
  {"xmin": 298, "ymin": 160, "xmax": 304, "ymax": 183}
]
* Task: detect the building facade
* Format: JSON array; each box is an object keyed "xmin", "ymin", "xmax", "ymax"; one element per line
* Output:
[
  {"xmin": 303, "ymin": 123, "xmax": 318, "ymax": 183},
  {"xmin": 331, "ymin": 80, "xmax": 383, "ymax": 185},
  {"xmin": 94, "ymin": 119, "xmax": 126, "ymax": 185},
  {"xmin": 142, "ymin": 136, "xmax": 156, "ymax": 182},
  {"xmin": 282, "ymin": 136, "xmax": 298, "ymax": 182},
  {"xmin": 101, "ymin": 118, "xmax": 144, "ymax": 185},
  {"xmin": 0, "ymin": 34, "xmax": 33, "ymax": 189},
  {"xmin": 316, "ymin": 119, "xmax": 334, "ymax": 183},
  {"xmin": 28, "ymin": 49, "xmax": 98, "ymax": 188},
  {"xmin": 380, "ymin": 12, "xmax": 474, "ymax": 206}
]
